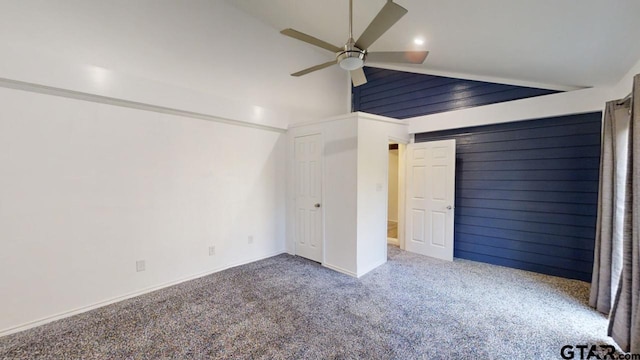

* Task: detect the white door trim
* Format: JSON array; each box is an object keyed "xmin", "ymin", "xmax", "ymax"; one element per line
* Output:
[{"xmin": 387, "ymin": 137, "xmax": 409, "ymax": 251}]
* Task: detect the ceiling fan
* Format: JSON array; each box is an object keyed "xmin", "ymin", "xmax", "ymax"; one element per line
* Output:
[{"xmin": 281, "ymin": 0, "xmax": 428, "ymax": 87}]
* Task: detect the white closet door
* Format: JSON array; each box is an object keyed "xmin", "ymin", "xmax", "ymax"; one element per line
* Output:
[{"xmin": 294, "ymin": 134, "xmax": 323, "ymax": 262}]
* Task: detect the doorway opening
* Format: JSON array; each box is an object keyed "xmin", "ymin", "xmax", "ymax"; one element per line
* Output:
[{"xmin": 387, "ymin": 142, "xmax": 401, "ymax": 247}]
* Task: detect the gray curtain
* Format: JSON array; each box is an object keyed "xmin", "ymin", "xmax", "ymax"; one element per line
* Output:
[
  {"xmin": 608, "ymin": 74, "xmax": 639, "ymax": 353},
  {"xmin": 590, "ymin": 100, "xmax": 630, "ymax": 313}
]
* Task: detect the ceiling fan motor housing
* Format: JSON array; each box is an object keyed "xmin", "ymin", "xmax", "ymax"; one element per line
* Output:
[{"xmin": 337, "ymin": 41, "xmax": 366, "ymax": 70}]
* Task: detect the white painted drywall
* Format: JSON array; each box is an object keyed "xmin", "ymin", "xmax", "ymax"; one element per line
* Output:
[
  {"xmin": 611, "ymin": 57, "xmax": 640, "ymax": 100},
  {"xmin": 356, "ymin": 115, "xmax": 409, "ymax": 277},
  {"xmin": 397, "ymin": 143, "xmax": 407, "ymax": 250},
  {"xmin": 0, "ymin": 86, "xmax": 286, "ymax": 335},
  {"xmin": 387, "ymin": 149, "xmax": 399, "ymax": 223},
  {"xmin": 0, "ymin": 0, "xmax": 347, "ymax": 128}
]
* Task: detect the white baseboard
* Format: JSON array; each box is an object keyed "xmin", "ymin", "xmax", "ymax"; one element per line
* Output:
[
  {"xmin": 0, "ymin": 249, "xmax": 286, "ymax": 338},
  {"xmin": 225, "ymin": 249, "xmax": 286, "ymax": 269},
  {"xmin": 322, "ymin": 262, "xmax": 357, "ymax": 277}
]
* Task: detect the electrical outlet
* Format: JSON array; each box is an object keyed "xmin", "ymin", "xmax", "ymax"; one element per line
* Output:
[
  {"xmin": 136, "ymin": 260, "xmax": 146, "ymax": 272},
  {"xmin": 248, "ymin": 235, "xmax": 254, "ymax": 244},
  {"xmin": 209, "ymin": 246, "xmax": 216, "ymax": 256}
]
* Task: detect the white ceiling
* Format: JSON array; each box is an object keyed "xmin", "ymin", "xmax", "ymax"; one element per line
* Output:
[{"xmin": 229, "ymin": 0, "xmax": 640, "ymax": 90}]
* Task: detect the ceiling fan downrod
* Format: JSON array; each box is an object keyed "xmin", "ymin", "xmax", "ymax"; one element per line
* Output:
[{"xmin": 337, "ymin": 0, "xmax": 366, "ymax": 70}]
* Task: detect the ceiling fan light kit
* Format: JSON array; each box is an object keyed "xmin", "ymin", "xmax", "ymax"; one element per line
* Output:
[
  {"xmin": 337, "ymin": 42, "xmax": 365, "ymax": 70},
  {"xmin": 338, "ymin": 54, "xmax": 365, "ymax": 70},
  {"xmin": 281, "ymin": 0, "xmax": 428, "ymax": 87}
]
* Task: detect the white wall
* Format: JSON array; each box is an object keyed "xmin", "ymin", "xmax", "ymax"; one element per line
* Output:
[
  {"xmin": 0, "ymin": 0, "xmax": 347, "ymax": 128},
  {"xmin": 356, "ymin": 115, "xmax": 409, "ymax": 276},
  {"xmin": 611, "ymin": 57, "xmax": 640, "ymax": 99},
  {"xmin": 0, "ymin": 87, "xmax": 286, "ymax": 334},
  {"xmin": 387, "ymin": 149, "xmax": 399, "ymax": 223},
  {"xmin": 0, "ymin": 0, "xmax": 350, "ymax": 335}
]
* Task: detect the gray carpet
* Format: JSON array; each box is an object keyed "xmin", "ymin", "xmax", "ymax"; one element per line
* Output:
[{"xmin": 0, "ymin": 246, "xmax": 620, "ymax": 359}]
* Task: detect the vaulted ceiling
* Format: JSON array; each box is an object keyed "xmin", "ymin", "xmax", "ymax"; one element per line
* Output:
[{"xmin": 229, "ymin": 0, "xmax": 640, "ymax": 90}]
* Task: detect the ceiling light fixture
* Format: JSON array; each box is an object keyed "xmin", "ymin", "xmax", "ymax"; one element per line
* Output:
[
  {"xmin": 337, "ymin": 45, "xmax": 366, "ymax": 70},
  {"xmin": 413, "ymin": 37, "xmax": 425, "ymax": 45},
  {"xmin": 339, "ymin": 55, "xmax": 365, "ymax": 70}
]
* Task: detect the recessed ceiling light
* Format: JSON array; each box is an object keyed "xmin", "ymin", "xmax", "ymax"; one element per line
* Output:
[{"xmin": 413, "ymin": 37, "xmax": 425, "ymax": 45}]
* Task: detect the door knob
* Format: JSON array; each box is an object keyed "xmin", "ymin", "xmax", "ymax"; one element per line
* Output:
[
  {"xmin": 314, "ymin": 203, "xmax": 321, "ymax": 208},
  {"xmin": 446, "ymin": 205, "xmax": 453, "ymax": 210}
]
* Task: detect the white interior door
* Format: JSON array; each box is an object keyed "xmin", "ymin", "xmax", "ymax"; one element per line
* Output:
[
  {"xmin": 405, "ymin": 139, "xmax": 456, "ymax": 261},
  {"xmin": 294, "ymin": 134, "xmax": 323, "ymax": 262}
]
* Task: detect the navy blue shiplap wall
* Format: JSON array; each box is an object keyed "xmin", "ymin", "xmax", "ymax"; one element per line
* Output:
[
  {"xmin": 352, "ymin": 67, "xmax": 560, "ymax": 119},
  {"xmin": 416, "ymin": 112, "xmax": 602, "ymax": 281}
]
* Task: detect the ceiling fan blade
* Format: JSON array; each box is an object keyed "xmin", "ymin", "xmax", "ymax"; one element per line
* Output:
[
  {"xmin": 291, "ymin": 60, "xmax": 337, "ymax": 77},
  {"xmin": 367, "ymin": 51, "xmax": 429, "ymax": 64},
  {"xmin": 355, "ymin": 1, "xmax": 408, "ymax": 50},
  {"xmin": 281, "ymin": 28, "xmax": 342, "ymax": 53},
  {"xmin": 350, "ymin": 67, "xmax": 367, "ymax": 87}
]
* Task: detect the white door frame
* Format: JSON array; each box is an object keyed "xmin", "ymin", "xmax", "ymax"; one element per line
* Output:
[
  {"xmin": 398, "ymin": 142, "xmax": 407, "ymax": 251},
  {"xmin": 388, "ymin": 136, "xmax": 409, "ymax": 250}
]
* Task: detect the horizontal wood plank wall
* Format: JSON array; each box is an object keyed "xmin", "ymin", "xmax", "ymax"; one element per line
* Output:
[
  {"xmin": 415, "ymin": 112, "xmax": 602, "ymax": 281},
  {"xmin": 352, "ymin": 67, "xmax": 560, "ymax": 118}
]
